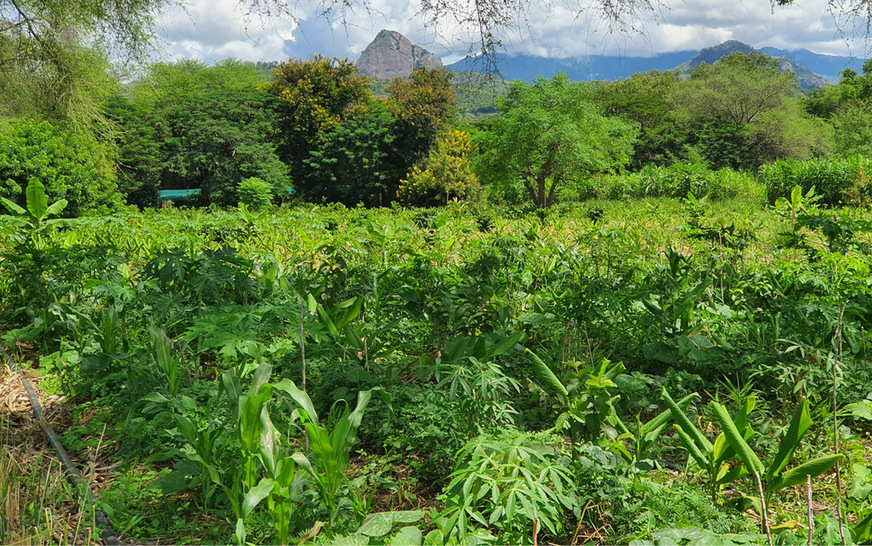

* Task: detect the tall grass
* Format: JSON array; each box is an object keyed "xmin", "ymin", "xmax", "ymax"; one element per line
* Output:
[{"xmin": 758, "ymin": 156, "xmax": 872, "ymax": 206}]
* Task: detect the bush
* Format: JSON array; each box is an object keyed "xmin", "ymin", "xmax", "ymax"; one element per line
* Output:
[
  {"xmin": 0, "ymin": 120, "xmax": 122, "ymax": 215},
  {"xmin": 397, "ymin": 130, "xmax": 481, "ymax": 207},
  {"xmin": 237, "ymin": 177, "xmax": 273, "ymax": 208},
  {"xmin": 580, "ymin": 163, "xmax": 753, "ymax": 201},
  {"xmin": 759, "ymin": 156, "xmax": 872, "ymax": 206}
]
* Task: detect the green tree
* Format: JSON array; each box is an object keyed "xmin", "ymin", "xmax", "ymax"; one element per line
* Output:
[
  {"xmin": 302, "ymin": 101, "xmax": 400, "ymax": 206},
  {"xmin": 670, "ymin": 52, "xmax": 831, "ymax": 168},
  {"xmin": 480, "ymin": 72, "xmax": 637, "ymax": 208},
  {"xmin": 103, "ymin": 94, "xmax": 164, "ymax": 207},
  {"xmin": 387, "ymin": 66, "xmax": 456, "ymax": 161},
  {"xmin": 1, "ymin": 1, "xmax": 158, "ymax": 133},
  {"xmin": 593, "ymin": 70, "xmax": 687, "ymax": 169},
  {"xmin": 123, "ymin": 59, "xmax": 288, "ymax": 206},
  {"xmin": 0, "ymin": 120, "xmax": 122, "ymax": 215},
  {"xmin": 397, "ymin": 130, "xmax": 481, "ymax": 206},
  {"xmin": 806, "ymin": 59, "xmax": 872, "ymax": 157},
  {"xmin": 265, "ymin": 56, "xmax": 372, "ymax": 182}
]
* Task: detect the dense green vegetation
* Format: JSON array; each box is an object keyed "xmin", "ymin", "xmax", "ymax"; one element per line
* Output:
[
  {"xmin": 4, "ymin": 30, "xmax": 872, "ymax": 546},
  {"xmin": 2, "ymin": 189, "xmax": 872, "ymax": 544}
]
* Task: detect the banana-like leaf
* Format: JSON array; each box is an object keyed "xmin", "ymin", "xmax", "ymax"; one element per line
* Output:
[
  {"xmin": 767, "ymin": 398, "xmax": 813, "ymax": 482},
  {"xmin": 44, "ymin": 199, "xmax": 67, "ymax": 217},
  {"xmin": 769, "ymin": 454, "xmax": 842, "ymax": 492},
  {"xmin": 672, "ymin": 423, "xmax": 710, "ymax": 470},
  {"xmin": 710, "ymin": 401, "xmax": 765, "ymax": 475},
  {"xmin": 526, "ymin": 348, "xmax": 567, "ymax": 397},
  {"xmin": 0, "ymin": 196, "xmax": 25, "ymax": 215},
  {"xmin": 641, "ymin": 394, "xmax": 695, "ymax": 437},
  {"xmin": 25, "ymin": 178, "xmax": 47, "ymax": 221}
]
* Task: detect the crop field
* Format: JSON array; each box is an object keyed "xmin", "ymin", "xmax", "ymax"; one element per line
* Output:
[{"xmin": 2, "ymin": 188, "xmax": 872, "ymax": 545}]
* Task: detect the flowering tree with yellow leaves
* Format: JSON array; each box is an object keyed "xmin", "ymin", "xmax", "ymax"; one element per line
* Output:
[{"xmin": 397, "ymin": 130, "xmax": 481, "ymax": 206}]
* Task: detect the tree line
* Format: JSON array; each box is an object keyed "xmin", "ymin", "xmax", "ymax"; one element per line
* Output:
[{"xmin": 2, "ymin": 50, "xmax": 872, "ymax": 212}]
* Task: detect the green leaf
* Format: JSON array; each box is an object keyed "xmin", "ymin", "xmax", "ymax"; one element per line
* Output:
[
  {"xmin": 526, "ymin": 348, "xmax": 567, "ymax": 397},
  {"xmin": 0, "ymin": 196, "xmax": 25, "ymax": 215},
  {"xmin": 44, "ymin": 199, "xmax": 67, "ymax": 218},
  {"xmin": 242, "ymin": 478, "xmax": 274, "ymax": 518},
  {"xmin": 843, "ymin": 400, "xmax": 872, "ymax": 422},
  {"xmin": 710, "ymin": 401, "xmax": 764, "ymax": 475},
  {"xmin": 662, "ymin": 389, "xmax": 711, "ymax": 454},
  {"xmin": 25, "ymin": 178, "xmax": 47, "ymax": 221},
  {"xmin": 849, "ymin": 464, "xmax": 872, "ymax": 500},
  {"xmin": 141, "ymin": 392, "xmax": 170, "ymax": 403},
  {"xmin": 390, "ymin": 526, "xmax": 423, "ymax": 546},
  {"xmin": 769, "ymin": 454, "xmax": 842, "ymax": 491},
  {"xmin": 767, "ymin": 398, "xmax": 812, "ymax": 481},
  {"xmin": 358, "ymin": 512, "xmax": 396, "ymax": 537}
]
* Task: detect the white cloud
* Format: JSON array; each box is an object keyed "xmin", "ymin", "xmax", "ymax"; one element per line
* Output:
[{"xmin": 153, "ymin": 0, "xmax": 872, "ymax": 65}]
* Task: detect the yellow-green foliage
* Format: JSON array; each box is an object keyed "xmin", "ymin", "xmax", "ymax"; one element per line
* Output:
[{"xmin": 397, "ymin": 130, "xmax": 480, "ymax": 206}]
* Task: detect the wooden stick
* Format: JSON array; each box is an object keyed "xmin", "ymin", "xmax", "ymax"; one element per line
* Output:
[
  {"xmin": 807, "ymin": 474, "xmax": 814, "ymax": 546},
  {"xmin": 755, "ymin": 471, "xmax": 773, "ymax": 546}
]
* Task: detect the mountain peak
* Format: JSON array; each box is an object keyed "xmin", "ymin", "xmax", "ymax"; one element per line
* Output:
[
  {"xmin": 689, "ymin": 41, "xmax": 756, "ymax": 68},
  {"xmin": 684, "ymin": 41, "xmax": 828, "ymax": 89},
  {"xmin": 356, "ymin": 30, "xmax": 443, "ymax": 80}
]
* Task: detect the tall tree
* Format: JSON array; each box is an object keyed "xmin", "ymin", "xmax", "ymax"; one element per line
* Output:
[
  {"xmin": 670, "ymin": 52, "xmax": 831, "ymax": 168},
  {"xmin": 480, "ymin": 72, "xmax": 636, "ymax": 208},
  {"xmin": 387, "ymin": 66, "xmax": 456, "ymax": 161},
  {"xmin": 593, "ymin": 70, "xmax": 686, "ymax": 169},
  {"xmin": 120, "ymin": 59, "xmax": 288, "ymax": 206},
  {"xmin": 264, "ymin": 55, "xmax": 372, "ymax": 189}
]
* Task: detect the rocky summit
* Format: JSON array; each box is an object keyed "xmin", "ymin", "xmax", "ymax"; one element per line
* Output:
[{"xmin": 356, "ymin": 29, "xmax": 443, "ymax": 79}]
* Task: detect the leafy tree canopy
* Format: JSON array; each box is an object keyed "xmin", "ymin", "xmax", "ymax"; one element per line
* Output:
[
  {"xmin": 670, "ymin": 52, "xmax": 830, "ymax": 169},
  {"xmin": 480, "ymin": 72, "xmax": 637, "ymax": 208},
  {"xmin": 0, "ymin": 120, "xmax": 122, "ymax": 215}
]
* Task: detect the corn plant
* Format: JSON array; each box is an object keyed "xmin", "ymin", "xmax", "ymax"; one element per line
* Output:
[{"xmin": 275, "ymin": 379, "xmax": 384, "ymax": 517}]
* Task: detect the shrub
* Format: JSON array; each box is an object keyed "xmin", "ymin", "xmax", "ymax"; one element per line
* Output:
[
  {"xmin": 397, "ymin": 130, "xmax": 481, "ymax": 207},
  {"xmin": 0, "ymin": 120, "xmax": 121, "ymax": 215},
  {"xmin": 237, "ymin": 177, "xmax": 273, "ymax": 208},
  {"xmin": 759, "ymin": 156, "xmax": 872, "ymax": 206},
  {"xmin": 581, "ymin": 163, "xmax": 753, "ymax": 201}
]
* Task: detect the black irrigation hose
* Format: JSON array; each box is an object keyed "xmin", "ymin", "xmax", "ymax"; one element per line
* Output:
[{"xmin": 1, "ymin": 346, "xmax": 120, "ymax": 546}]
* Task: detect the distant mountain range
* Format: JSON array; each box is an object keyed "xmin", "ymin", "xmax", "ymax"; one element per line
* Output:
[
  {"xmin": 446, "ymin": 39, "xmax": 866, "ymax": 90},
  {"xmin": 354, "ymin": 30, "xmax": 866, "ymax": 90}
]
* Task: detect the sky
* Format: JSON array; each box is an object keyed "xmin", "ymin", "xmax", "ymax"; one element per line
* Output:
[{"xmin": 154, "ymin": 0, "xmax": 872, "ymax": 65}]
